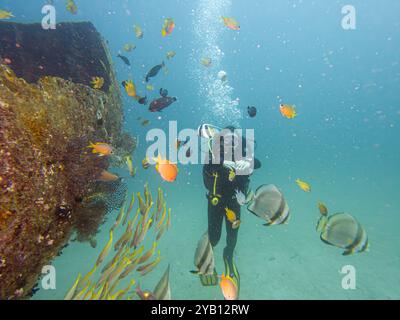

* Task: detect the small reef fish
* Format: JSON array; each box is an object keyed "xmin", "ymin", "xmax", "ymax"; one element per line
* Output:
[
  {"xmin": 166, "ymin": 51, "xmax": 176, "ymax": 60},
  {"xmin": 225, "ymin": 207, "xmax": 240, "ymax": 229},
  {"xmin": 125, "ymin": 155, "xmax": 136, "ymax": 177},
  {"xmin": 318, "ymin": 202, "xmax": 328, "ymax": 216},
  {"xmin": 87, "ymin": 142, "xmax": 113, "ymax": 157},
  {"xmin": 200, "ymin": 57, "xmax": 212, "ymax": 67},
  {"xmin": 247, "ymin": 106, "xmax": 257, "ymax": 118},
  {"xmin": 142, "ymin": 157, "xmax": 150, "ymax": 169},
  {"xmin": 134, "ymin": 25, "xmax": 143, "ymax": 39},
  {"xmin": 225, "ymin": 207, "xmax": 236, "ymax": 223},
  {"xmin": 145, "ymin": 62, "xmax": 165, "ymax": 82},
  {"xmin": 117, "ymin": 54, "xmax": 131, "ymax": 66},
  {"xmin": 247, "ymin": 184, "xmax": 290, "ymax": 226},
  {"xmin": 64, "ymin": 274, "xmax": 81, "ymax": 300},
  {"xmin": 161, "ymin": 18, "xmax": 175, "ymax": 37},
  {"xmin": 316, "ymin": 212, "xmax": 369, "ymax": 255},
  {"xmin": 149, "ymin": 93, "xmax": 177, "ymax": 112},
  {"xmin": 222, "ymin": 16, "xmax": 240, "ymax": 30},
  {"xmin": 98, "ymin": 170, "xmax": 119, "ymax": 182},
  {"xmin": 123, "ymin": 43, "xmax": 136, "ymax": 52},
  {"xmin": 197, "ymin": 123, "xmax": 220, "ymax": 139},
  {"xmin": 96, "ymin": 231, "xmax": 113, "ymax": 266},
  {"xmin": 122, "ymin": 80, "xmax": 137, "ymax": 98},
  {"xmin": 191, "ymin": 232, "xmax": 215, "ymax": 276},
  {"xmin": 146, "ymin": 84, "xmax": 154, "ymax": 91},
  {"xmin": 66, "ymin": 0, "xmax": 78, "ymax": 15},
  {"xmin": 153, "ymin": 155, "xmax": 178, "ymax": 182},
  {"xmin": 138, "ymin": 253, "xmax": 161, "ymax": 277},
  {"xmin": 0, "ymin": 10, "xmax": 14, "ymax": 19},
  {"xmin": 91, "ymin": 77, "xmax": 104, "ymax": 89},
  {"xmin": 280, "ymin": 104, "xmax": 297, "ymax": 119},
  {"xmin": 137, "ymin": 96, "xmax": 148, "ymax": 105},
  {"xmin": 296, "ymin": 179, "xmax": 311, "ymax": 193},
  {"xmin": 220, "ymin": 273, "xmax": 238, "ymax": 300},
  {"xmin": 141, "ymin": 119, "xmax": 150, "ymax": 126},
  {"xmin": 159, "ymin": 88, "xmax": 168, "ymax": 98}
]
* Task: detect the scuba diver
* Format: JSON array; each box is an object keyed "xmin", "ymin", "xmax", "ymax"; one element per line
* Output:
[{"xmin": 199, "ymin": 124, "xmax": 261, "ymax": 298}]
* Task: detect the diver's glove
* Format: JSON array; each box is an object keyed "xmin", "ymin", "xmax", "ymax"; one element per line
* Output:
[{"xmin": 223, "ymin": 159, "xmax": 253, "ymax": 175}]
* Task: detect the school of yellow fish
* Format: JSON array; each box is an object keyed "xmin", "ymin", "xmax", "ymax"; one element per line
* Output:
[{"xmin": 64, "ymin": 184, "xmax": 171, "ymax": 300}]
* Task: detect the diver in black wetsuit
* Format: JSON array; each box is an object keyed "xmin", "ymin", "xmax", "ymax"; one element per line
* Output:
[{"xmin": 201, "ymin": 126, "xmax": 261, "ymax": 295}]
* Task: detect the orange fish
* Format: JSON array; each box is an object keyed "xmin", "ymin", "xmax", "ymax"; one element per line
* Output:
[
  {"xmin": 280, "ymin": 104, "xmax": 297, "ymax": 119},
  {"xmin": 87, "ymin": 142, "xmax": 113, "ymax": 156},
  {"xmin": 219, "ymin": 274, "xmax": 238, "ymax": 300},
  {"xmin": 222, "ymin": 17, "xmax": 240, "ymax": 30},
  {"xmin": 153, "ymin": 155, "xmax": 178, "ymax": 182},
  {"xmin": 98, "ymin": 170, "xmax": 119, "ymax": 182}
]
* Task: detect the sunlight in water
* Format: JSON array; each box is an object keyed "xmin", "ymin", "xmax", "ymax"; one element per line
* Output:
[{"xmin": 192, "ymin": 0, "xmax": 241, "ymax": 127}]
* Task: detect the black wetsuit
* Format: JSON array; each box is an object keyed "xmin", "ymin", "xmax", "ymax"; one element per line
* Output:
[{"xmin": 203, "ymin": 162, "xmax": 250, "ymax": 273}]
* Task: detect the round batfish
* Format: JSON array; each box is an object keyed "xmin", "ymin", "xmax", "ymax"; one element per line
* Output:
[
  {"xmin": 191, "ymin": 232, "xmax": 215, "ymax": 276},
  {"xmin": 317, "ymin": 213, "xmax": 369, "ymax": 255},
  {"xmin": 149, "ymin": 96, "xmax": 177, "ymax": 112},
  {"xmin": 247, "ymin": 184, "xmax": 290, "ymax": 226}
]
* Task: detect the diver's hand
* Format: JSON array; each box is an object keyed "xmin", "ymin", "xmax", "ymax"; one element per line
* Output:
[
  {"xmin": 223, "ymin": 160, "xmax": 236, "ymax": 171},
  {"xmin": 223, "ymin": 160, "xmax": 253, "ymax": 174},
  {"xmin": 235, "ymin": 160, "xmax": 251, "ymax": 171}
]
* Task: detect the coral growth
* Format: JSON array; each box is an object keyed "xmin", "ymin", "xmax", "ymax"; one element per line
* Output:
[{"xmin": 0, "ymin": 22, "xmax": 134, "ymax": 299}]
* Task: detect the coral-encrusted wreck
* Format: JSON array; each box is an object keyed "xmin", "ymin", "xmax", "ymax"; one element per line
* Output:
[{"xmin": 0, "ymin": 22, "xmax": 134, "ymax": 299}]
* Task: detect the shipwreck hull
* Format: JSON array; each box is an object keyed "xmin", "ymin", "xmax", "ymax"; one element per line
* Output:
[{"xmin": 0, "ymin": 22, "xmax": 132, "ymax": 299}]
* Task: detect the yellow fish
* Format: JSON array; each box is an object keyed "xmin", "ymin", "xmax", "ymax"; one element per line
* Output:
[
  {"xmin": 280, "ymin": 104, "xmax": 297, "ymax": 119},
  {"xmin": 122, "ymin": 80, "xmax": 137, "ymax": 98},
  {"xmin": 200, "ymin": 57, "xmax": 212, "ymax": 67},
  {"xmin": 96, "ymin": 230, "xmax": 113, "ymax": 266},
  {"xmin": 225, "ymin": 207, "xmax": 237, "ymax": 223},
  {"xmin": 166, "ymin": 51, "xmax": 176, "ymax": 59},
  {"xmin": 123, "ymin": 43, "xmax": 136, "ymax": 52},
  {"xmin": 318, "ymin": 202, "xmax": 328, "ymax": 216},
  {"xmin": 91, "ymin": 77, "xmax": 104, "ymax": 89},
  {"xmin": 134, "ymin": 25, "xmax": 143, "ymax": 39},
  {"xmin": 0, "ymin": 10, "xmax": 14, "ymax": 20},
  {"xmin": 66, "ymin": 0, "xmax": 78, "ymax": 15},
  {"xmin": 296, "ymin": 179, "xmax": 311, "ymax": 193},
  {"xmin": 125, "ymin": 155, "xmax": 136, "ymax": 177},
  {"xmin": 146, "ymin": 84, "xmax": 154, "ymax": 91}
]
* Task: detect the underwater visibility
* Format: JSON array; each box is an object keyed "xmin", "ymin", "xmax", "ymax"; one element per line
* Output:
[{"xmin": 0, "ymin": 0, "xmax": 399, "ymax": 301}]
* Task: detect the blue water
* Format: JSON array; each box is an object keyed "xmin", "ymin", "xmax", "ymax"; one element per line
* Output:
[{"xmin": 3, "ymin": 0, "xmax": 400, "ymax": 299}]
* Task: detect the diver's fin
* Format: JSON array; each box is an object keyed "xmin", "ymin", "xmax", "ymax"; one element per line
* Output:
[
  {"xmin": 199, "ymin": 269, "xmax": 218, "ymax": 287},
  {"xmin": 224, "ymin": 258, "xmax": 240, "ymax": 299}
]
